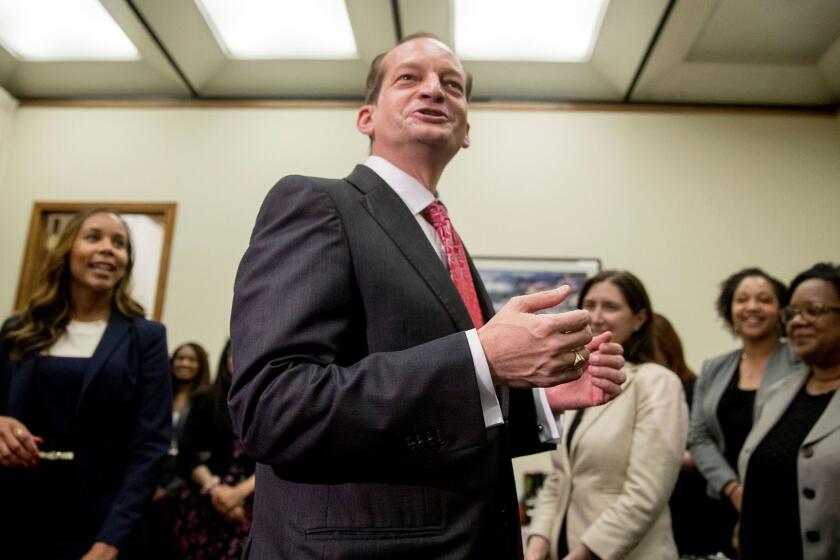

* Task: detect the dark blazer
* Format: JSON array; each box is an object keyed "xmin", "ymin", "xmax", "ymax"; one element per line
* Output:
[
  {"xmin": 0, "ymin": 311, "xmax": 172, "ymax": 550},
  {"xmin": 230, "ymin": 165, "xmax": 548, "ymax": 559}
]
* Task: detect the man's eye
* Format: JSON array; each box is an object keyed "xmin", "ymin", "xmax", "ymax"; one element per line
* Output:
[
  {"xmin": 398, "ymin": 74, "xmax": 415, "ymax": 81},
  {"xmin": 446, "ymin": 81, "xmax": 463, "ymax": 91}
]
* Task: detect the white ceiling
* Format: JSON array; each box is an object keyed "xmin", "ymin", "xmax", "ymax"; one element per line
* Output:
[{"xmin": 1, "ymin": 0, "xmax": 838, "ymax": 109}]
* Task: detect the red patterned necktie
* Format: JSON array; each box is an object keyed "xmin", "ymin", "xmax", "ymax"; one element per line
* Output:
[{"xmin": 421, "ymin": 201, "xmax": 484, "ymax": 329}]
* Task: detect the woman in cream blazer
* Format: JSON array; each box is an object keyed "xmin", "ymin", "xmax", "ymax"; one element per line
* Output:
[
  {"xmin": 527, "ymin": 271, "xmax": 687, "ymax": 560},
  {"xmin": 526, "ymin": 271, "xmax": 688, "ymax": 560}
]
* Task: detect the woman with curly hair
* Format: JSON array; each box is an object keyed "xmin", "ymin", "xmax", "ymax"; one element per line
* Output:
[{"xmin": 688, "ymin": 267, "xmax": 797, "ymax": 556}]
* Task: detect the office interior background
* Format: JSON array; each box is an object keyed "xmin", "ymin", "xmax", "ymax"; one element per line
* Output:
[{"xmin": 1, "ymin": 0, "xmax": 839, "ymax": 485}]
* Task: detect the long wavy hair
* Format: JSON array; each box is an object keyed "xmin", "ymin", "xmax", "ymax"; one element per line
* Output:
[{"xmin": 5, "ymin": 208, "xmax": 144, "ymax": 360}]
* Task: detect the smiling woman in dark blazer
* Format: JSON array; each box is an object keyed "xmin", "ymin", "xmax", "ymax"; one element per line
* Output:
[{"xmin": 0, "ymin": 208, "xmax": 171, "ymax": 560}]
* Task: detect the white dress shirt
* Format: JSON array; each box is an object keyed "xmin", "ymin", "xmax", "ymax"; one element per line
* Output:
[{"xmin": 364, "ymin": 156, "xmax": 561, "ymax": 442}]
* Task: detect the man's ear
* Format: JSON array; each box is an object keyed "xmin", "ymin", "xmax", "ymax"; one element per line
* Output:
[
  {"xmin": 462, "ymin": 121, "xmax": 471, "ymax": 149},
  {"xmin": 357, "ymin": 104, "xmax": 375, "ymax": 137}
]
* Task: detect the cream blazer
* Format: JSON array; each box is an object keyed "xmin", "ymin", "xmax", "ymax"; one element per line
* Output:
[{"xmin": 529, "ymin": 362, "xmax": 688, "ymax": 560}]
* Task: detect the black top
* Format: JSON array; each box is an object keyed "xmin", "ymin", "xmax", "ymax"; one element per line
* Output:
[
  {"xmin": 739, "ymin": 386, "xmax": 834, "ymax": 560},
  {"xmin": 178, "ymin": 391, "xmax": 254, "ymax": 485},
  {"xmin": 716, "ymin": 364, "xmax": 756, "ymax": 472},
  {"xmin": 31, "ymin": 356, "xmax": 87, "ymax": 451}
]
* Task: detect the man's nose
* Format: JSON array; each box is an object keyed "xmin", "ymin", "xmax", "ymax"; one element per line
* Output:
[{"xmin": 419, "ymin": 75, "xmax": 444, "ymax": 99}]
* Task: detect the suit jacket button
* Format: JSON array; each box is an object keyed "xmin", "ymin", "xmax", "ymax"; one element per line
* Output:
[
  {"xmin": 802, "ymin": 446, "xmax": 814, "ymax": 458},
  {"xmin": 805, "ymin": 530, "xmax": 820, "ymax": 543},
  {"xmin": 537, "ymin": 423, "xmax": 544, "ymax": 432},
  {"xmin": 803, "ymin": 488, "xmax": 816, "ymax": 499}
]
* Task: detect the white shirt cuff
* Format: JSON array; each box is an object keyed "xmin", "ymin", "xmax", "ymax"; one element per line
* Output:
[
  {"xmin": 465, "ymin": 329, "xmax": 504, "ymax": 428},
  {"xmin": 532, "ymin": 388, "xmax": 564, "ymax": 444}
]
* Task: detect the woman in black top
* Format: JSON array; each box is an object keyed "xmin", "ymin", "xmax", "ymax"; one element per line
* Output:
[
  {"xmin": 173, "ymin": 339, "xmax": 256, "ymax": 560},
  {"xmin": 688, "ymin": 267, "xmax": 793, "ymax": 557},
  {"xmin": 739, "ymin": 263, "xmax": 840, "ymax": 560},
  {"xmin": 147, "ymin": 341, "xmax": 211, "ymax": 558}
]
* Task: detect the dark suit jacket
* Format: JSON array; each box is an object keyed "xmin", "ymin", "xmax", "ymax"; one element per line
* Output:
[
  {"xmin": 0, "ymin": 311, "xmax": 172, "ymax": 550},
  {"xmin": 230, "ymin": 165, "xmax": 549, "ymax": 559}
]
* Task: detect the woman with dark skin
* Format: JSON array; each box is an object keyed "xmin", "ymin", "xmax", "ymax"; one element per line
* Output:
[
  {"xmin": 0, "ymin": 208, "xmax": 171, "ymax": 559},
  {"xmin": 738, "ymin": 263, "xmax": 840, "ymax": 560},
  {"xmin": 688, "ymin": 267, "xmax": 796, "ymax": 556}
]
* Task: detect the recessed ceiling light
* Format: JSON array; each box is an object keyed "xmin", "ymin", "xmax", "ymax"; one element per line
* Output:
[
  {"xmin": 0, "ymin": 0, "xmax": 139, "ymax": 61},
  {"xmin": 196, "ymin": 0, "xmax": 358, "ymax": 59},
  {"xmin": 454, "ymin": 0, "xmax": 610, "ymax": 62}
]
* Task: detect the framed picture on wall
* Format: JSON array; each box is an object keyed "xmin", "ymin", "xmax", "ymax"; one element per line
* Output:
[
  {"xmin": 473, "ymin": 256, "xmax": 601, "ymax": 313},
  {"xmin": 15, "ymin": 202, "xmax": 177, "ymax": 320}
]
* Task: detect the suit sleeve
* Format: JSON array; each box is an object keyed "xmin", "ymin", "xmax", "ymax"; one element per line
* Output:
[
  {"xmin": 229, "ymin": 176, "xmax": 488, "ymax": 477},
  {"xmin": 581, "ymin": 368, "xmax": 687, "ymax": 560},
  {"xmin": 96, "ymin": 321, "xmax": 172, "ymax": 548},
  {"xmin": 688, "ymin": 359, "xmax": 737, "ymax": 496}
]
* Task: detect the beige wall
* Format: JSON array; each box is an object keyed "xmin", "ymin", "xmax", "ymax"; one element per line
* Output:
[
  {"xmin": 1, "ymin": 103, "xmax": 839, "ymax": 494},
  {"xmin": 0, "ymin": 87, "xmax": 18, "ymax": 199},
  {"xmin": 4, "ymin": 105, "xmax": 838, "ymax": 366}
]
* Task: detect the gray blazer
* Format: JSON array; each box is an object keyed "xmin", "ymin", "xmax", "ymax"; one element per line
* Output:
[
  {"xmin": 688, "ymin": 342, "xmax": 801, "ymax": 497},
  {"xmin": 739, "ymin": 370, "xmax": 840, "ymax": 560}
]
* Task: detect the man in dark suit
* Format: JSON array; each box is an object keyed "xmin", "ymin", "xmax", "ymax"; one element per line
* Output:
[{"xmin": 230, "ymin": 33, "xmax": 626, "ymax": 559}]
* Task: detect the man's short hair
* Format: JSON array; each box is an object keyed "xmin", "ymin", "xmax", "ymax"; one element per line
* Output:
[{"xmin": 363, "ymin": 32, "xmax": 473, "ymax": 105}]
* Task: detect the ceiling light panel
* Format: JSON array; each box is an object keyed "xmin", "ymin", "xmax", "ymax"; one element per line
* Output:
[
  {"xmin": 454, "ymin": 0, "xmax": 609, "ymax": 62},
  {"xmin": 196, "ymin": 0, "xmax": 358, "ymax": 59},
  {"xmin": 0, "ymin": 0, "xmax": 139, "ymax": 60}
]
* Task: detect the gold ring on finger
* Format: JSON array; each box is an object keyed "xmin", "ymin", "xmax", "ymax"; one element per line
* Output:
[
  {"xmin": 13, "ymin": 427, "xmax": 23, "ymax": 439},
  {"xmin": 573, "ymin": 350, "xmax": 585, "ymax": 368}
]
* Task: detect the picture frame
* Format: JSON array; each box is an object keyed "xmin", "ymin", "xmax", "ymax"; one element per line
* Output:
[
  {"xmin": 473, "ymin": 256, "xmax": 602, "ymax": 313},
  {"xmin": 15, "ymin": 202, "xmax": 177, "ymax": 320}
]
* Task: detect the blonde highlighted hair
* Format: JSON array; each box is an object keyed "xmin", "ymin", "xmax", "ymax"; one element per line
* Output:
[{"xmin": 5, "ymin": 208, "xmax": 144, "ymax": 360}]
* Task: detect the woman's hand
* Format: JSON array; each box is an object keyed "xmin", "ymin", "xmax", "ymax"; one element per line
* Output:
[
  {"xmin": 681, "ymin": 450, "xmax": 696, "ymax": 471},
  {"xmin": 0, "ymin": 416, "xmax": 40, "ymax": 468},
  {"xmin": 210, "ymin": 483, "xmax": 245, "ymax": 515},
  {"xmin": 80, "ymin": 542, "xmax": 119, "ymax": 560},
  {"xmin": 524, "ymin": 535, "xmax": 550, "ymax": 560},
  {"xmin": 723, "ymin": 480, "xmax": 744, "ymax": 512}
]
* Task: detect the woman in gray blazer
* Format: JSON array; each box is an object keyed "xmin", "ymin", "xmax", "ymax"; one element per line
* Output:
[
  {"xmin": 688, "ymin": 267, "xmax": 796, "ymax": 556},
  {"xmin": 739, "ymin": 263, "xmax": 840, "ymax": 560}
]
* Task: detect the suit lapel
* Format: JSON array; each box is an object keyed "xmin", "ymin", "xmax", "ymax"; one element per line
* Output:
[
  {"xmin": 346, "ymin": 165, "xmax": 474, "ymax": 332},
  {"xmin": 570, "ymin": 363, "xmax": 640, "ymax": 458},
  {"xmin": 804, "ymin": 385, "xmax": 840, "ymax": 445},
  {"xmin": 76, "ymin": 312, "xmax": 131, "ymax": 415},
  {"xmin": 747, "ymin": 371, "xmax": 807, "ymax": 449}
]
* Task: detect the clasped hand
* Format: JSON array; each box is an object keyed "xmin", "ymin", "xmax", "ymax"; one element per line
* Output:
[
  {"xmin": 479, "ymin": 286, "xmax": 625, "ymax": 408},
  {"xmin": 210, "ymin": 483, "xmax": 247, "ymax": 521},
  {"xmin": 0, "ymin": 416, "xmax": 41, "ymax": 468}
]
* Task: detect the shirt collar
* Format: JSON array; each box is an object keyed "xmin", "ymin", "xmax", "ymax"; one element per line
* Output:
[{"xmin": 364, "ymin": 155, "xmax": 435, "ymax": 215}]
